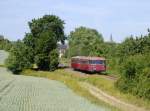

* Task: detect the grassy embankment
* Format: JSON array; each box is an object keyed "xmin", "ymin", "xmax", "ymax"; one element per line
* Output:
[
  {"xmin": 23, "ymin": 69, "xmax": 150, "ymax": 111},
  {"xmin": 23, "ymin": 69, "xmax": 120, "ymax": 111},
  {"xmin": 60, "ymin": 57, "xmax": 150, "ymax": 110}
]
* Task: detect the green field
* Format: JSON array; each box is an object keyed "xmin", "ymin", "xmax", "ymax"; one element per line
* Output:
[{"xmin": 0, "ymin": 50, "xmax": 112, "ymax": 111}]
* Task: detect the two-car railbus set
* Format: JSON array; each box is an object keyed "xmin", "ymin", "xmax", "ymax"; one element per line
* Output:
[{"xmin": 71, "ymin": 56, "xmax": 106, "ymax": 72}]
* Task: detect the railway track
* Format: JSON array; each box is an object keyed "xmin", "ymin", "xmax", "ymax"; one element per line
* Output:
[{"xmin": 65, "ymin": 67, "xmax": 118, "ymax": 81}]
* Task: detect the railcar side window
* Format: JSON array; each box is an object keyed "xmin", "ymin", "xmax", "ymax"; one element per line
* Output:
[
  {"xmin": 90, "ymin": 60, "xmax": 105, "ymax": 64},
  {"xmin": 72, "ymin": 59, "xmax": 78, "ymax": 63},
  {"xmin": 71, "ymin": 59, "xmax": 76, "ymax": 63},
  {"xmin": 81, "ymin": 60, "xmax": 89, "ymax": 64}
]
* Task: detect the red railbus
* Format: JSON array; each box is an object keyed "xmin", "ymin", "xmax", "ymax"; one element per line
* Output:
[{"xmin": 71, "ymin": 56, "xmax": 106, "ymax": 72}]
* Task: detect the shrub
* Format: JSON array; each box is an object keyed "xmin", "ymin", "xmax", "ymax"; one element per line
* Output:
[
  {"xmin": 34, "ymin": 50, "xmax": 59, "ymax": 71},
  {"xmin": 137, "ymin": 67, "xmax": 150, "ymax": 99},
  {"xmin": 116, "ymin": 54, "xmax": 150, "ymax": 100},
  {"xmin": 49, "ymin": 49, "xmax": 59, "ymax": 71},
  {"xmin": 5, "ymin": 41, "xmax": 33, "ymax": 74},
  {"xmin": 34, "ymin": 54, "xmax": 50, "ymax": 70}
]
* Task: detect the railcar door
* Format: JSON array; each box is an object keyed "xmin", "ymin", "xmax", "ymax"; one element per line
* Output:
[{"xmin": 89, "ymin": 60, "xmax": 106, "ymax": 72}]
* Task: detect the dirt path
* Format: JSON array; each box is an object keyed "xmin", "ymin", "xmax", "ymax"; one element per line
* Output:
[
  {"xmin": 63, "ymin": 67, "xmax": 149, "ymax": 111},
  {"xmin": 80, "ymin": 82, "xmax": 148, "ymax": 111}
]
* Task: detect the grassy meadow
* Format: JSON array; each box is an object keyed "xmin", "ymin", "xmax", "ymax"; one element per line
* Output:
[{"xmin": 23, "ymin": 69, "xmax": 150, "ymax": 111}]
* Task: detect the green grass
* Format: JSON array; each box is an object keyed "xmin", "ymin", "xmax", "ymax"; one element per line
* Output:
[
  {"xmin": 81, "ymin": 75, "xmax": 150, "ymax": 109},
  {"xmin": 106, "ymin": 69, "xmax": 120, "ymax": 77},
  {"xmin": 23, "ymin": 69, "xmax": 120, "ymax": 111},
  {"xmin": 0, "ymin": 64, "xmax": 5, "ymax": 67},
  {"xmin": 86, "ymin": 66, "xmax": 150, "ymax": 110},
  {"xmin": 23, "ymin": 69, "xmax": 150, "ymax": 111}
]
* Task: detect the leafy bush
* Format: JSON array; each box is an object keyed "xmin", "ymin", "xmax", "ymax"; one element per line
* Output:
[
  {"xmin": 116, "ymin": 54, "xmax": 150, "ymax": 100},
  {"xmin": 5, "ymin": 41, "xmax": 33, "ymax": 74},
  {"xmin": 34, "ymin": 54, "xmax": 50, "ymax": 70},
  {"xmin": 34, "ymin": 50, "xmax": 59, "ymax": 71},
  {"xmin": 137, "ymin": 67, "xmax": 150, "ymax": 99}
]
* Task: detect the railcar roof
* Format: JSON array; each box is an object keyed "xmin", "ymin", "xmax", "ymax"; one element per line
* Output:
[{"xmin": 71, "ymin": 56, "xmax": 105, "ymax": 60}]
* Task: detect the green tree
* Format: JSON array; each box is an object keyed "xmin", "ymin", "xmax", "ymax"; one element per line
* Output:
[
  {"xmin": 28, "ymin": 15, "xmax": 65, "ymax": 44},
  {"xmin": 35, "ymin": 31, "xmax": 57, "ymax": 54},
  {"xmin": 23, "ymin": 15, "xmax": 65, "ymax": 70},
  {"xmin": 68, "ymin": 27, "xmax": 104, "ymax": 57}
]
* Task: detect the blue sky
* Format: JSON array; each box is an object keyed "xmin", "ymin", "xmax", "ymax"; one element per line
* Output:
[{"xmin": 0, "ymin": 0, "xmax": 150, "ymax": 42}]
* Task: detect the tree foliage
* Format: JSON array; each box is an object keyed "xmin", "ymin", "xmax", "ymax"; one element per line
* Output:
[
  {"xmin": 5, "ymin": 41, "xmax": 33, "ymax": 74},
  {"xmin": 115, "ymin": 30, "xmax": 150, "ymax": 100},
  {"xmin": 34, "ymin": 53, "xmax": 50, "ymax": 70},
  {"xmin": 28, "ymin": 15, "xmax": 65, "ymax": 44},
  {"xmin": 49, "ymin": 49, "xmax": 59, "ymax": 71},
  {"xmin": 68, "ymin": 27, "xmax": 104, "ymax": 57},
  {"xmin": 23, "ymin": 15, "xmax": 65, "ymax": 70}
]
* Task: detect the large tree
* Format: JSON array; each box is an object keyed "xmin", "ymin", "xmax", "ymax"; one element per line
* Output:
[
  {"xmin": 6, "ymin": 15, "xmax": 65, "ymax": 72},
  {"xmin": 26, "ymin": 15, "xmax": 65, "ymax": 45},
  {"xmin": 23, "ymin": 15, "xmax": 65, "ymax": 70},
  {"xmin": 68, "ymin": 27, "xmax": 104, "ymax": 57}
]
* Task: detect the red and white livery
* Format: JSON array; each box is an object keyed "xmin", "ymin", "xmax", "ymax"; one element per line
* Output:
[{"xmin": 71, "ymin": 56, "xmax": 106, "ymax": 72}]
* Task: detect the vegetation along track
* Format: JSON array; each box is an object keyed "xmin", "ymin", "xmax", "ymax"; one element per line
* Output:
[
  {"xmin": 80, "ymin": 82, "xmax": 148, "ymax": 111},
  {"xmin": 65, "ymin": 68, "xmax": 149, "ymax": 111},
  {"xmin": 65, "ymin": 68, "xmax": 117, "ymax": 80}
]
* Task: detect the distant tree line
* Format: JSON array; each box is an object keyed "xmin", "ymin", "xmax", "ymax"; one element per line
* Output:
[{"xmin": 0, "ymin": 35, "xmax": 13, "ymax": 51}]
